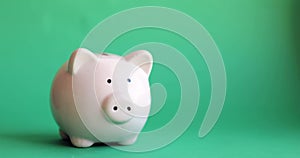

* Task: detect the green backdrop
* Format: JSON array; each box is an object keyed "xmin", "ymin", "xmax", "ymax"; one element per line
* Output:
[{"xmin": 1, "ymin": 0, "xmax": 299, "ymax": 157}]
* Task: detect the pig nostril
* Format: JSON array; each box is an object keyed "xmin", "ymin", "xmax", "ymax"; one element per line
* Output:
[
  {"xmin": 127, "ymin": 106, "xmax": 131, "ymax": 111},
  {"xmin": 107, "ymin": 79, "xmax": 112, "ymax": 84},
  {"xmin": 113, "ymin": 106, "xmax": 118, "ymax": 111}
]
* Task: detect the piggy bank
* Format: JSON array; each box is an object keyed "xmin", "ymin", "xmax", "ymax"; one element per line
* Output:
[{"xmin": 50, "ymin": 48, "xmax": 152, "ymax": 147}]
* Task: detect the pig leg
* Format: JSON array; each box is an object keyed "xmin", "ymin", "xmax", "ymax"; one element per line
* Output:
[
  {"xmin": 118, "ymin": 135, "xmax": 138, "ymax": 145},
  {"xmin": 70, "ymin": 137, "xmax": 94, "ymax": 148},
  {"xmin": 59, "ymin": 129, "xmax": 69, "ymax": 140}
]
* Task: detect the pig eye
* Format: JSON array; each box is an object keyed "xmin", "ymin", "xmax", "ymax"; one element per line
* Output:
[
  {"xmin": 127, "ymin": 78, "xmax": 131, "ymax": 83},
  {"xmin": 107, "ymin": 79, "xmax": 112, "ymax": 84}
]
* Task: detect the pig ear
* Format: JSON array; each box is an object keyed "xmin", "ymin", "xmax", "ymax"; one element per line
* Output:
[
  {"xmin": 68, "ymin": 48, "xmax": 98, "ymax": 74},
  {"xmin": 124, "ymin": 50, "xmax": 153, "ymax": 76}
]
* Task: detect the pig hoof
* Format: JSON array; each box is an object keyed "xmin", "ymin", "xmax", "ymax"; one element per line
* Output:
[
  {"xmin": 70, "ymin": 137, "xmax": 94, "ymax": 147},
  {"xmin": 59, "ymin": 129, "xmax": 69, "ymax": 140},
  {"xmin": 118, "ymin": 136, "xmax": 138, "ymax": 145}
]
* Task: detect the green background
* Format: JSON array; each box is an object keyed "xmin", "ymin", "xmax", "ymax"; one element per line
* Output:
[{"xmin": 1, "ymin": 0, "xmax": 300, "ymax": 157}]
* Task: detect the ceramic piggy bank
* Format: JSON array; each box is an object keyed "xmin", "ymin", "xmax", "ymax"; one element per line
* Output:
[{"xmin": 50, "ymin": 48, "xmax": 152, "ymax": 147}]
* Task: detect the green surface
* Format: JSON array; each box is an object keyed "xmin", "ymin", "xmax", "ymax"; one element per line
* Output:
[{"xmin": 1, "ymin": 0, "xmax": 300, "ymax": 157}]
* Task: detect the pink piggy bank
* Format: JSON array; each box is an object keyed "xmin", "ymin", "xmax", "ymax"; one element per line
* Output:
[{"xmin": 50, "ymin": 48, "xmax": 152, "ymax": 147}]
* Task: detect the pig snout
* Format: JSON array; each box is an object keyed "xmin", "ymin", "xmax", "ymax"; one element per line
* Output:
[{"xmin": 102, "ymin": 94, "xmax": 134, "ymax": 124}]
